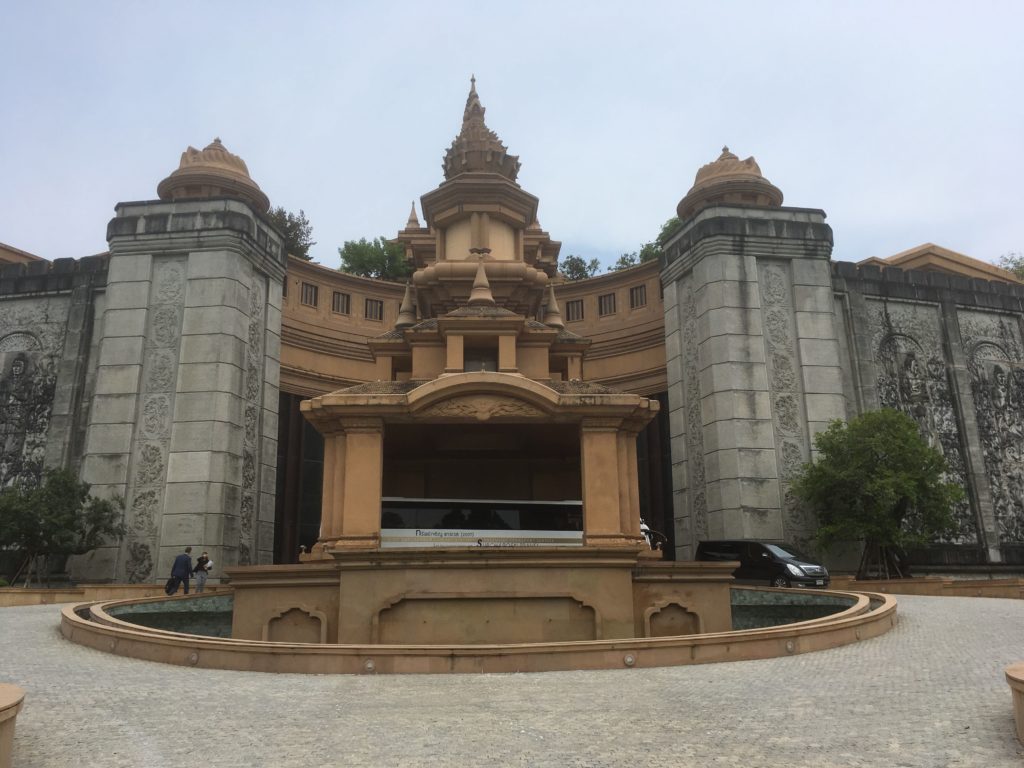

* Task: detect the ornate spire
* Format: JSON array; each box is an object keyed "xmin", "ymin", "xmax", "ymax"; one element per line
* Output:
[
  {"xmin": 406, "ymin": 201, "xmax": 420, "ymax": 229},
  {"xmin": 395, "ymin": 282, "xmax": 417, "ymax": 328},
  {"xmin": 467, "ymin": 257, "xmax": 496, "ymax": 307},
  {"xmin": 542, "ymin": 283, "xmax": 564, "ymax": 329},
  {"xmin": 442, "ymin": 77, "xmax": 521, "ymax": 182}
]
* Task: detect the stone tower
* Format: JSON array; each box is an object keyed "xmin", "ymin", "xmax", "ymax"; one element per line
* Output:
[
  {"xmin": 661, "ymin": 148, "xmax": 847, "ymax": 559},
  {"xmin": 75, "ymin": 139, "xmax": 286, "ymax": 582}
]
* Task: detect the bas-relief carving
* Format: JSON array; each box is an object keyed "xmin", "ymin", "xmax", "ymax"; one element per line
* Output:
[
  {"xmin": 123, "ymin": 257, "xmax": 185, "ymax": 581},
  {"xmin": 0, "ymin": 332, "xmax": 41, "ymax": 353},
  {"xmin": 124, "ymin": 541, "xmax": 154, "ymax": 583},
  {"xmin": 155, "ymin": 263, "xmax": 184, "ymax": 303},
  {"xmin": 679, "ymin": 278, "xmax": 708, "ymax": 539},
  {"xmin": 0, "ymin": 300, "xmax": 70, "ymax": 357},
  {"xmin": 759, "ymin": 263, "xmax": 811, "ymax": 536},
  {"xmin": 960, "ymin": 309, "xmax": 1024, "ymax": 544},
  {"xmin": 134, "ymin": 442, "xmax": 165, "ymax": 486},
  {"xmin": 150, "ymin": 306, "xmax": 180, "ymax": 347},
  {"xmin": 140, "ymin": 394, "xmax": 170, "ymax": 439},
  {"xmin": 775, "ymin": 393, "xmax": 800, "ymax": 436},
  {"xmin": 869, "ymin": 299, "xmax": 977, "ymax": 544},
  {"xmin": 244, "ymin": 404, "xmax": 258, "ymax": 444},
  {"xmin": 129, "ymin": 488, "xmax": 160, "ymax": 536},
  {"xmin": 238, "ymin": 278, "xmax": 266, "ymax": 566},
  {"xmin": 0, "ymin": 306, "xmax": 64, "ymax": 488},
  {"xmin": 145, "ymin": 350, "xmax": 176, "ymax": 391},
  {"xmin": 419, "ymin": 395, "xmax": 545, "ymax": 421}
]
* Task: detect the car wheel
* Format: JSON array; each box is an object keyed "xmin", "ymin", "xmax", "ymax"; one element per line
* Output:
[{"xmin": 770, "ymin": 575, "xmax": 790, "ymax": 588}]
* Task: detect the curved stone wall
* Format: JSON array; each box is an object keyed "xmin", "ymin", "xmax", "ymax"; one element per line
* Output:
[
  {"xmin": 280, "ymin": 258, "xmax": 666, "ymax": 398},
  {"xmin": 61, "ymin": 588, "xmax": 896, "ymax": 675}
]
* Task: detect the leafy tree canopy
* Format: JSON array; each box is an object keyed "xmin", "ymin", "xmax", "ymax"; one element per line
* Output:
[
  {"xmin": 267, "ymin": 207, "xmax": 316, "ymax": 260},
  {"xmin": 998, "ymin": 251, "xmax": 1024, "ymax": 280},
  {"xmin": 791, "ymin": 409, "xmax": 962, "ymax": 579},
  {"xmin": 338, "ymin": 237, "xmax": 411, "ymax": 281},
  {"xmin": 559, "ymin": 254, "xmax": 602, "ymax": 281},
  {"xmin": 611, "ymin": 241, "xmax": 663, "ymax": 272},
  {"xmin": 656, "ymin": 216, "xmax": 683, "ymax": 247},
  {"xmin": 0, "ymin": 469, "xmax": 125, "ymax": 585},
  {"xmin": 589, "ymin": 217, "xmax": 687, "ymax": 275}
]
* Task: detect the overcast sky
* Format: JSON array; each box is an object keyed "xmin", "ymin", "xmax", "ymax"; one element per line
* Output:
[{"xmin": 2, "ymin": 1, "xmax": 1021, "ymax": 271}]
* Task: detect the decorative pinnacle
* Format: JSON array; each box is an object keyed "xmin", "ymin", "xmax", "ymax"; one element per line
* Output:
[
  {"xmin": 406, "ymin": 201, "xmax": 420, "ymax": 229},
  {"xmin": 467, "ymin": 256, "xmax": 496, "ymax": 307},
  {"xmin": 395, "ymin": 282, "xmax": 417, "ymax": 328},
  {"xmin": 542, "ymin": 283, "xmax": 564, "ymax": 329}
]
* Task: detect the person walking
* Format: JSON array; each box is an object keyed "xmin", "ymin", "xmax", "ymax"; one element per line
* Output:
[
  {"xmin": 193, "ymin": 551, "xmax": 213, "ymax": 593},
  {"xmin": 165, "ymin": 547, "xmax": 193, "ymax": 595}
]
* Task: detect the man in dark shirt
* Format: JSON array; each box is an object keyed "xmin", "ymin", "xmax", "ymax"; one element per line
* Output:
[{"xmin": 165, "ymin": 547, "xmax": 193, "ymax": 595}]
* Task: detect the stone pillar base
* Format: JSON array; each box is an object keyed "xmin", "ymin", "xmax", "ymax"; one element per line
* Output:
[
  {"xmin": 0, "ymin": 684, "xmax": 25, "ymax": 768},
  {"xmin": 583, "ymin": 533, "xmax": 647, "ymax": 549},
  {"xmin": 1007, "ymin": 663, "xmax": 1024, "ymax": 743},
  {"xmin": 326, "ymin": 534, "xmax": 381, "ymax": 552}
]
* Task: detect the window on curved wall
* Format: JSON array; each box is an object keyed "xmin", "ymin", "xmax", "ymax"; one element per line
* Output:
[
  {"xmin": 332, "ymin": 291, "xmax": 350, "ymax": 314},
  {"xmin": 365, "ymin": 298, "xmax": 384, "ymax": 321},
  {"xmin": 300, "ymin": 282, "xmax": 319, "ymax": 307},
  {"xmin": 565, "ymin": 299, "xmax": 583, "ymax": 322},
  {"xmin": 630, "ymin": 284, "xmax": 647, "ymax": 309}
]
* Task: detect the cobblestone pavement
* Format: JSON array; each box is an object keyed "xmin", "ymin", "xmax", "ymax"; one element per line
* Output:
[{"xmin": 2, "ymin": 595, "xmax": 1023, "ymax": 767}]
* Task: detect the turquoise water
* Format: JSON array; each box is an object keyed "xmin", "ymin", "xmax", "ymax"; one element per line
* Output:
[
  {"xmin": 730, "ymin": 587, "xmax": 856, "ymax": 630},
  {"xmin": 106, "ymin": 593, "xmax": 234, "ymax": 638}
]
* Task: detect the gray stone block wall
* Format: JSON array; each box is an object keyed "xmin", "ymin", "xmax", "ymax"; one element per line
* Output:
[
  {"xmin": 661, "ymin": 204, "xmax": 843, "ymax": 559},
  {"xmin": 832, "ymin": 263, "xmax": 1024, "ymax": 564},
  {"xmin": 0, "ymin": 259, "xmax": 107, "ymax": 493},
  {"xmin": 74, "ymin": 198, "xmax": 286, "ymax": 582},
  {"xmin": 663, "ymin": 206, "xmax": 1024, "ymax": 566}
]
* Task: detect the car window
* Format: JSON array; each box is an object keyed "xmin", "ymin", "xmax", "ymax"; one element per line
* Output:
[
  {"xmin": 698, "ymin": 542, "xmax": 739, "ymax": 560},
  {"xmin": 744, "ymin": 543, "xmax": 769, "ymax": 560},
  {"xmin": 765, "ymin": 543, "xmax": 814, "ymax": 562}
]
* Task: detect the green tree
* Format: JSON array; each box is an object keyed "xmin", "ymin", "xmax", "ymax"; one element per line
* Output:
[
  {"xmin": 267, "ymin": 207, "xmax": 316, "ymax": 260},
  {"xmin": 610, "ymin": 217, "xmax": 684, "ymax": 272},
  {"xmin": 656, "ymin": 216, "xmax": 683, "ymax": 247},
  {"xmin": 559, "ymin": 254, "xmax": 601, "ymax": 281},
  {"xmin": 791, "ymin": 409, "xmax": 962, "ymax": 580},
  {"xmin": 338, "ymin": 237, "xmax": 411, "ymax": 281},
  {"xmin": 998, "ymin": 251, "xmax": 1024, "ymax": 280},
  {"xmin": 611, "ymin": 252, "xmax": 639, "ymax": 271},
  {"xmin": 0, "ymin": 469, "xmax": 125, "ymax": 586}
]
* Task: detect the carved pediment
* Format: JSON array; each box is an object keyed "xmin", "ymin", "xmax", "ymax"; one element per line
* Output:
[{"xmin": 418, "ymin": 394, "xmax": 545, "ymax": 421}]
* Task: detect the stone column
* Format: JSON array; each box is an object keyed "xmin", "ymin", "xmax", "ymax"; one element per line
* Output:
[
  {"xmin": 581, "ymin": 419, "xmax": 631, "ymax": 546},
  {"xmin": 617, "ymin": 429, "xmax": 643, "ymax": 539},
  {"xmin": 318, "ymin": 431, "xmax": 346, "ymax": 543},
  {"xmin": 661, "ymin": 205, "xmax": 841, "ymax": 556},
  {"xmin": 445, "ymin": 334, "xmax": 464, "ymax": 373},
  {"xmin": 335, "ymin": 418, "xmax": 384, "ymax": 549},
  {"xmin": 81, "ymin": 198, "xmax": 286, "ymax": 582},
  {"xmin": 498, "ymin": 334, "xmax": 517, "ymax": 373}
]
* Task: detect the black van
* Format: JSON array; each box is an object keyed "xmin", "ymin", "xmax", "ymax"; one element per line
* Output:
[{"xmin": 695, "ymin": 540, "xmax": 829, "ymax": 588}]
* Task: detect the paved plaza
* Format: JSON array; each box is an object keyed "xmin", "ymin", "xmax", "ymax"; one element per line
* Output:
[{"xmin": 1, "ymin": 595, "xmax": 1023, "ymax": 767}]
